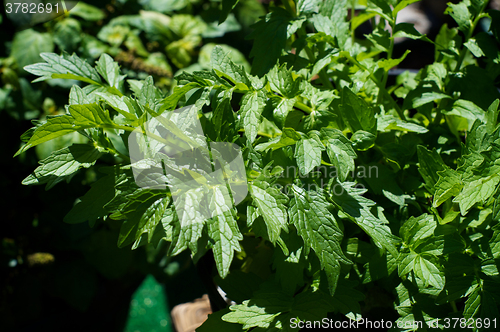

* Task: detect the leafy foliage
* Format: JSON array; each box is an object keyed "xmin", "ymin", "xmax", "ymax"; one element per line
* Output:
[{"xmin": 13, "ymin": 0, "xmax": 500, "ymax": 331}]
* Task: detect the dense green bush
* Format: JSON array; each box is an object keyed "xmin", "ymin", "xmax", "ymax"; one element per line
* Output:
[
  {"xmin": 10, "ymin": 0, "xmax": 500, "ymax": 330},
  {"xmin": 1, "ymin": 0, "xmax": 260, "ymax": 329}
]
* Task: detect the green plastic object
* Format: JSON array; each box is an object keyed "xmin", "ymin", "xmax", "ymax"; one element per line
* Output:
[{"xmin": 124, "ymin": 275, "xmax": 173, "ymax": 332}]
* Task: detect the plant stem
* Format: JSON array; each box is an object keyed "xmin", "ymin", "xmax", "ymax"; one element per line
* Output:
[
  {"xmin": 297, "ymin": 28, "xmax": 335, "ymax": 90},
  {"xmin": 283, "ymin": 0, "xmax": 334, "ymax": 90},
  {"xmin": 343, "ymin": 52, "xmax": 406, "ymax": 120},
  {"xmin": 378, "ymin": 20, "xmax": 396, "ymax": 104},
  {"xmin": 432, "ymin": 110, "xmax": 443, "ymax": 126},
  {"xmin": 450, "ymin": 300, "xmax": 458, "ymax": 313},
  {"xmin": 282, "ymin": 0, "xmax": 296, "ymax": 17},
  {"xmin": 238, "ymin": 128, "xmax": 273, "ymax": 138},
  {"xmin": 112, "ymin": 124, "xmax": 170, "ymax": 145},
  {"xmin": 294, "ymin": 100, "xmax": 313, "ymax": 114},
  {"xmin": 351, "ymin": 0, "xmax": 356, "ymax": 42},
  {"xmin": 432, "ymin": 98, "xmax": 449, "ymax": 126},
  {"xmin": 454, "ymin": 11, "xmax": 489, "ymax": 72}
]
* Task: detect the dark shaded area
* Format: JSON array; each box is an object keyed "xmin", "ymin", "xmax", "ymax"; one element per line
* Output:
[{"xmin": 0, "ymin": 86, "xmax": 209, "ymax": 331}]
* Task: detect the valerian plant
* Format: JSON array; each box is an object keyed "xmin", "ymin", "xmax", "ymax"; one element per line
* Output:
[{"xmin": 15, "ymin": 0, "xmax": 500, "ymax": 330}]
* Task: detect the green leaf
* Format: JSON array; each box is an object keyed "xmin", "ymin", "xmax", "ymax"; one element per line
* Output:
[
  {"xmin": 222, "ymin": 285, "xmax": 291, "ymax": 329},
  {"xmin": 393, "ymin": 0, "xmax": 420, "ymax": 16},
  {"xmin": 295, "ymin": 131, "xmax": 325, "ymax": 175},
  {"xmin": 95, "ymin": 93, "xmax": 139, "ymax": 123},
  {"xmin": 198, "ymin": 308, "xmax": 243, "ymax": 332},
  {"xmin": 311, "ymin": 11, "xmax": 349, "ymax": 48},
  {"xmin": 320, "ymin": 128, "xmax": 357, "ymax": 182},
  {"xmin": 12, "ymin": 30, "xmax": 54, "ymax": 70},
  {"xmin": 138, "ymin": 76, "xmax": 163, "ymax": 111},
  {"xmin": 249, "ymin": 181, "xmax": 288, "ymax": 243},
  {"xmin": 330, "ymin": 279, "xmax": 364, "ymax": 320},
  {"xmin": 446, "ymin": 0, "xmax": 472, "ymax": 33},
  {"xmin": 211, "ymin": 89, "xmax": 236, "ymax": 141},
  {"xmin": 110, "ymin": 188, "xmax": 166, "ymax": 220},
  {"xmin": 167, "ymin": 189, "xmax": 206, "ymax": 256},
  {"xmin": 367, "ymin": 0, "xmax": 394, "ymax": 23},
  {"xmin": 279, "ymin": 289, "xmax": 335, "ymax": 325},
  {"xmin": 97, "ymin": 24, "xmax": 130, "ymax": 47},
  {"xmin": 475, "ymin": 143, "xmax": 500, "ymax": 178},
  {"xmin": 350, "ymin": 130, "xmax": 376, "ymax": 151},
  {"xmin": 400, "ymin": 214, "xmax": 436, "ymax": 248},
  {"xmin": 69, "ymin": 104, "xmax": 113, "ymax": 126},
  {"xmin": 70, "ymin": 2, "xmax": 105, "ymax": 21},
  {"xmin": 362, "ymin": 163, "xmax": 407, "ymax": 206},
  {"xmin": 14, "ymin": 115, "xmax": 80, "ymax": 157},
  {"xmin": 239, "ymin": 90, "xmax": 266, "ymax": 143},
  {"xmin": 328, "ymin": 180, "xmax": 400, "ymax": 258},
  {"xmin": 255, "ymin": 127, "xmax": 301, "ymax": 152},
  {"xmin": 454, "ymin": 175, "xmax": 500, "ymax": 215},
  {"xmin": 297, "ymin": 0, "xmax": 321, "ymax": 15},
  {"xmin": 24, "ymin": 52, "xmax": 102, "ymax": 85},
  {"xmin": 211, "ymin": 45, "xmax": 251, "ymax": 87},
  {"xmin": 444, "ymin": 99, "xmax": 486, "ymax": 131},
  {"xmin": 142, "ymin": 0, "xmax": 189, "ymax": 12},
  {"xmin": 220, "ymin": 0, "xmax": 240, "ymax": 24},
  {"xmin": 222, "ymin": 283, "xmax": 334, "ymax": 330},
  {"xmin": 314, "ymin": 0, "xmax": 349, "ymax": 47},
  {"xmin": 204, "ymin": 15, "xmax": 242, "ymax": 38},
  {"xmin": 412, "ymin": 255, "xmax": 445, "ymax": 289},
  {"xmin": 351, "ymin": 12, "xmax": 377, "ymax": 31},
  {"xmin": 340, "ymin": 87, "xmax": 377, "ymax": 134},
  {"xmin": 377, "ymin": 49, "xmax": 411, "ymax": 71},
  {"xmin": 22, "ymin": 144, "xmax": 101, "ymax": 190},
  {"xmin": 117, "ymin": 191, "xmax": 170, "ymax": 248},
  {"xmin": 463, "ymin": 279, "xmax": 500, "ymax": 320},
  {"xmin": 366, "ymin": 27, "xmax": 391, "ymax": 52},
  {"xmin": 208, "ymin": 205, "xmax": 242, "ymax": 279},
  {"xmin": 247, "ymin": 8, "xmax": 295, "ymax": 76},
  {"xmin": 464, "ymin": 283, "xmax": 481, "ymax": 319},
  {"xmin": 433, "ymin": 168, "xmax": 463, "ymax": 208},
  {"xmin": 69, "ymin": 85, "xmax": 93, "ymax": 105},
  {"xmin": 131, "ymin": 196, "xmax": 171, "ymax": 249},
  {"xmin": 470, "ymin": 0, "xmax": 488, "ymax": 17},
  {"xmin": 393, "ymin": 23, "xmax": 429, "ymax": 41},
  {"xmin": 486, "ymin": 99, "xmax": 500, "ymax": 134},
  {"xmin": 272, "ymin": 97, "xmax": 296, "ymax": 127},
  {"xmin": 290, "ymin": 185, "xmax": 351, "ymax": 295},
  {"xmin": 417, "ymin": 146, "xmax": 446, "ymax": 191},
  {"xmin": 398, "ymin": 219, "xmax": 445, "ymax": 289},
  {"xmin": 96, "ymin": 54, "xmax": 125, "ymax": 89},
  {"xmin": 200, "ymin": 44, "xmax": 250, "ymax": 72},
  {"xmin": 404, "ymin": 88, "xmax": 451, "ymax": 109},
  {"xmin": 64, "ymin": 169, "xmax": 119, "ymax": 225},
  {"xmin": 464, "ymin": 38, "xmax": 485, "ymax": 58},
  {"xmin": 377, "ymin": 115, "xmax": 428, "ymax": 133},
  {"xmin": 267, "ymin": 64, "xmax": 304, "ymax": 99},
  {"xmin": 273, "ymin": 230, "xmax": 307, "ymax": 294},
  {"xmin": 53, "ymin": 19, "xmax": 82, "ymax": 52},
  {"xmin": 159, "ymin": 82, "xmax": 203, "ymax": 112}
]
